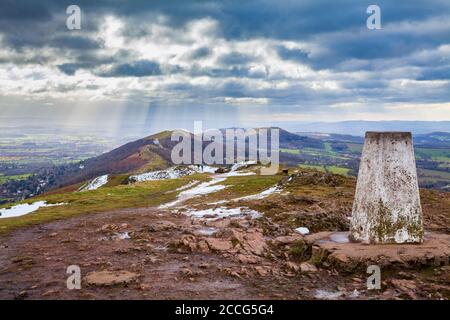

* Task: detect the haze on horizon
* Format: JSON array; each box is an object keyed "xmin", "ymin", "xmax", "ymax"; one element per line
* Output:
[{"xmin": 1, "ymin": 0, "xmax": 450, "ymax": 136}]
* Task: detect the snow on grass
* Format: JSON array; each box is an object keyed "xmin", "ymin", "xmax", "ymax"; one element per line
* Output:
[
  {"xmin": 225, "ymin": 171, "xmax": 256, "ymax": 177},
  {"xmin": 80, "ymin": 175, "xmax": 109, "ymax": 191},
  {"xmin": 130, "ymin": 167, "xmax": 194, "ymax": 182},
  {"xmin": 232, "ymin": 185, "xmax": 281, "ymax": 201},
  {"xmin": 185, "ymin": 206, "xmax": 262, "ymax": 220},
  {"xmin": 230, "ymin": 160, "xmax": 257, "ymax": 172},
  {"xmin": 0, "ymin": 201, "xmax": 66, "ymax": 219},
  {"xmin": 160, "ymin": 176, "xmax": 227, "ymax": 208},
  {"xmin": 189, "ymin": 165, "xmax": 218, "ymax": 173},
  {"xmin": 158, "ymin": 161, "xmax": 260, "ymax": 209}
]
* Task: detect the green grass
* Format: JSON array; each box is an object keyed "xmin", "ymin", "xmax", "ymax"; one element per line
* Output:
[
  {"xmin": 418, "ymin": 168, "xmax": 450, "ymax": 182},
  {"xmin": 280, "ymin": 148, "xmax": 300, "ymax": 154},
  {"xmin": 324, "ymin": 142, "xmax": 333, "ymax": 152},
  {"xmin": 346, "ymin": 143, "xmax": 363, "ymax": 153},
  {"xmin": 298, "ymin": 164, "xmax": 350, "ymax": 176},
  {"xmin": 0, "ymin": 174, "xmax": 32, "ymax": 184},
  {"xmin": 326, "ymin": 166, "xmax": 351, "ymax": 175},
  {"xmin": 298, "ymin": 164, "xmax": 327, "ymax": 172},
  {"xmin": 415, "ymin": 148, "xmax": 450, "ymax": 162},
  {"xmin": 0, "ymin": 174, "xmax": 209, "ymax": 235}
]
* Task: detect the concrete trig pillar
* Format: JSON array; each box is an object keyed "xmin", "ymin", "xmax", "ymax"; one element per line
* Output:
[{"xmin": 350, "ymin": 132, "xmax": 424, "ymax": 244}]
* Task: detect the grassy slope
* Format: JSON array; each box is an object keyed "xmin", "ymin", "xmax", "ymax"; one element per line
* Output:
[
  {"xmin": 0, "ymin": 174, "xmax": 209, "ymax": 235},
  {"xmin": 183, "ymin": 174, "xmax": 284, "ymax": 206},
  {"xmin": 298, "ymin": 164, "xmax": 350, "ymax": 176}
]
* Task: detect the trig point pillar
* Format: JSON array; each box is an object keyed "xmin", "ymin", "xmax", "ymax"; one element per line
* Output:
[{"xmin": 350, "ymin": 132, "xmax": 424, "ymax": 244}]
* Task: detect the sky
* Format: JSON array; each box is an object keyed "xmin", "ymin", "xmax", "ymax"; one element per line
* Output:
[{"xmin": 0, "ymin": 0, "xmax": 450, "ymax": 136}]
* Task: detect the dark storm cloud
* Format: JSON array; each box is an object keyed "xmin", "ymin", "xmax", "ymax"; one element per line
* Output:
[
  {"xmin": 0, "ymin": 0, "xmax": 449, "ymax": 114},
  {"xmin": 50, "ymin": 35, "xmax": 104, "ymax": 50},
  {"xmin": 188, "ymin": 66, "xmax": 266, "ymax": 79},
  {"xmin": 417, "ymin": 66, "xmax": 450, "ymax": 81},
  {"xmin": 188, "ymin": 47, "xmax": 212, "ymax": 60},
  {"xmin": 218, "ymin": 52, "xmax": 255, "ymax": 65},
  {"xmin": 0, "ymin": 0, "xmax": 51, "ymax": 21},
  {"xmin": 276, "ymin": 46, "xmax": 310, "ymax": 63},
  {"xmin": 1, "ymin": 1, "xmax": 449, "ymax": 60},
  {"xmin": 97, "ymin": 60, "xmax": 161, "ymax": 77}
]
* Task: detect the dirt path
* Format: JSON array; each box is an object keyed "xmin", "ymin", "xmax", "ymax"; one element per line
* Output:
[{"xmin": 0, "ymin": 205, "xmax": 448, "ymax": 300}]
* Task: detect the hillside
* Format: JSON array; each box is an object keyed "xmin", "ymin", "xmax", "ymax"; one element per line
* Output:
[{"xmin": 0, "ymin": 163, "xmax": 449, "ymax": 299}]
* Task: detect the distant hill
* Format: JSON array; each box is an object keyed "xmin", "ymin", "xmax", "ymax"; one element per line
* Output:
[
  {"xmin": 295, "ymin": 121, "xmax": 450, "ymax": 136},
  {"xmin": 2, "ymin": 127, "xmax": 449, "ymax": 203}
]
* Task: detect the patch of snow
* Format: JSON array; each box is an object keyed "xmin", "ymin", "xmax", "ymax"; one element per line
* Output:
[
  {"xmin": 295, "ymin": 227, "xmax": 310, "ymax": 235},
  {"xmin": 0, "ymin": 201, "xmax": 66, "ymax": 219},
  {"xmin": 225, "ymin": 171, "xmax": 256, "ymax": 177},
  {"xmin": 230, "ymin": 160, "xmax": 257, "ymax": 172},
  {"xmin": 180, "ymin": 179, "xmax": 227, "ymax": 197},
  {"xmin": 314, "ymin": 289, "xmax": 343, "ymax": 300},
  {"xmin": 189, "ymin": 165, "xmax": 218, "ymax": 173},
  {"xmin": 330, "ymin": 232, "xmax": 350, "ymax": 243},
  {"xmin": 186, "ymin": 206, "xmax": 262, "ymax": 220},
  {"xmin": 153, "ymin": 138, "xmax": 161, "ymax": 146},
  {"xmin": 80, "ymin": 175, "xmax": 108, "ymax": 191},
  {"xmin": 349, "ymin": 289, "xmax": 360, "ymax": 298},
  {"xmin": 159, "ymin": 176, "xmax": 227, "ymax": 208},
  {"xmin": 233, "ymin": 185, "xmax": 281, "ymax": 201},
  {"xmin": 130, "ymin": 167, "xmax": 194, "ymax": 182},
  {"xmin": 99, "ymin": 232, "xmax": 131, "ymax": 241},
  {"xmin": 118, "ymin": 232, "xmax": 131, "ymax": 240}
]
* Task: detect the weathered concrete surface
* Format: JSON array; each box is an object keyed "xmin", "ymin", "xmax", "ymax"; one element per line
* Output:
[
  {"xmin": 350, "ymin": 132, "xmax": 424, "ymax": 244},
  {"xmin": 307, "ymin": 232, "xmax": 450, "ymax": 272}
]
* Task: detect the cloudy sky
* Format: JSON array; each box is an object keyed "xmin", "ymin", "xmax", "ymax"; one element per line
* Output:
[{"xmin": 1, "ymin": 0, "xmax": 450, "ymax": 134}]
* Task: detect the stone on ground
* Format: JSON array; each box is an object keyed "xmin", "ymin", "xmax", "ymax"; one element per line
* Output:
[
  {"xmin": 307, "ymin": 231, "xmax": 450, "ymax": 272},
  {"xmin": 84, "ymin": 270, "xmax": 139, "ymax": 286}
]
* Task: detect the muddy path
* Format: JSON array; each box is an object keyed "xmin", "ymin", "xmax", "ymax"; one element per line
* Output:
[{"xmin": 0, "ymin": 206, "xmax": 448, "ymax": 300}]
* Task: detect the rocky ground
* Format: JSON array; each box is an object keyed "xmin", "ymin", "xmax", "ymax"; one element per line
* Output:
[{"xmin": 0, "ymin": 169, "xmax": 449, "ymax": 300}]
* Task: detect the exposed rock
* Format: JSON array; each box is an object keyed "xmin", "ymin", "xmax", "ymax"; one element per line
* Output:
[
  {"xmin": 206, "ymin": 238, "xmax": 234, "ymax": 252},
  {"xmin": 300, "ymin": 262, "xmax": 318, "ymax": 273},
  {"xmin": 98, "ymin": 224, "xmax": 120, "ymax": 232},
  {"xmin": 285, "ymin": 261, "xmax": 300, "ymax": 272},
  {"xmin": 148, "ymin": 221, "xmax": 177, "ymax": 232},
  {"xmin": 84, "ymin": 270, "xmax": 139, "ymax": 287},
  {"xmin": 231, "ymin": 228, "xmax": 266, "ymax": 256},
  {"xmin": 254, "ymin": 266, "xmax": 270, "ymax": 277},
  {"xmin": 306, "ymin": 231, "xmax": 450, "ymax": 272},
  {"xmin": 237, "ymin": 254, "xmax": 260, "ymax": 264},
  {"xmin": 390, "ymin": 279, "xmax": 418, "ymax": 299},
  {"xmin": 15, "ymin": 290, "xmax": 28, "ymax": 299},
  {"xmin": 180, "ymin": 267, "xmax": 194, "ymax": 276},
  {"xmin": 271, "ymin": 235, "xmax": 304, "ymax": 246}
]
